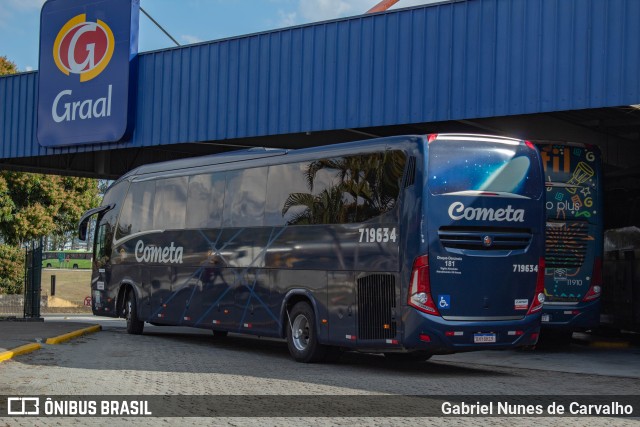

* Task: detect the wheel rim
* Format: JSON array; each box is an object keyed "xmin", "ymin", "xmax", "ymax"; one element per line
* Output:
[
  {"xmin": 291, "ymin": 314, "xmax": 310, "ymax": 351},
  {"xmin": 126, "ymin": 299, "xmax": 132, "ymax": 322}
]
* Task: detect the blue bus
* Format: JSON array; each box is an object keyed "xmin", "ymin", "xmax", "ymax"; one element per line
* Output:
[
  {"xmin": 79, "ymin": 134, "xmax": 545, "ymax": 362},
  {"xmin": 537, "ymin": 143, "xmax": 603, "ymax": 338}
]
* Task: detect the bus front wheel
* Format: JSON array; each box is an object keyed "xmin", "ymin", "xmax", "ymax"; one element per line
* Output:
[
  {"xmin": 287, "ymin": 302, "xmax": 327, "ymax": 363},
  {"xmin": 125, "ymin": 290, "xmax": 144, "ymax": 335}
]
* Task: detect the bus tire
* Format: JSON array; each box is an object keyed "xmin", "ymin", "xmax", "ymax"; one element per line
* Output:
[
  {"xmin": 72, "ymin": 264, "xmax": 78, "ymax": 269},
  {"xmin": 384, "ymin": 352, "xmax": 432, "ymax": 363},
  {"xmin": 212, "ymin": 330, "xmax": 228, "ymax": 338},
  {"xmin": 46, "ymin": 263, "xmax": 52, "ymax": 268},
  {"xmin": 125, "ymin": 290, "xmax": 144, "ymax": 335},
  {"xmin": 287, "ymin": 302, "xmax": 327, "ymax": 363}
]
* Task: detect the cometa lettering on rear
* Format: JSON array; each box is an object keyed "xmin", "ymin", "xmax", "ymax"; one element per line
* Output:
[{"xmin": 448, "ymin": 201, "xmax": 525, "ymax": 222}]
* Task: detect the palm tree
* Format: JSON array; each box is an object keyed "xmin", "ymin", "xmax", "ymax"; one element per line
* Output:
[{"xmin": 282, "ymin": 151, "xmax": 406, "ymax": 225}]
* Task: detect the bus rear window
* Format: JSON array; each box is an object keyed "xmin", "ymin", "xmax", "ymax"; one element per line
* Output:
[{"xmin": 428, "ymin": 137, "xmax": 542, "ymax": 199}]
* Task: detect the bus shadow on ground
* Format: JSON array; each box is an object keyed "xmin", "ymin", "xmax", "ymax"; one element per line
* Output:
[
  {"xmin": 14, "ymin": 326, "xmax": 515, "ymax": 381},
  {"xmin": 92, "ymin": 327, "xmax": 511, "ymax": 379}
]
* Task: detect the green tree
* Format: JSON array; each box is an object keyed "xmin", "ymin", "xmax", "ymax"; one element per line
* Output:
[
  {"xmin": 0, "ymin": 57, "xmax": 23, "ymax": 294},
  {"xmin": 0, "ymin": 244, "xmax": 24, "ymax": 294},
  {"xmin": 0, "ymin": 56, "xmax": 17, "ymax": 75},
  {"xmin": 0, "ymin": 56, "xmax": 101, "ymax": 293},
  {"xmin": 0, "ymin": 172, "xmax": 100, "ymax": 246}
]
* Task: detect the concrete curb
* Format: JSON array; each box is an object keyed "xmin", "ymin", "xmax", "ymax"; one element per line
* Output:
[
  {"xmin": 45, "ymin": 324, "xmax": 102, "ymax": 345},
  {"xmin": 572, "ymin": 334, "xmax": 632, "ymax": 349},
  {"xmin": 0, "ymin": 343, "xmax": 42, "ymax": 363},
  {"xmin": 587, "ymin": 340, "xmax": 631, "ymax": 349}
]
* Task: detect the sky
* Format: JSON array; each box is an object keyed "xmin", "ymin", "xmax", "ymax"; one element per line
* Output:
[{"xmin": 0, "ymin": 0, "xmax": 442, "ymax": 72}]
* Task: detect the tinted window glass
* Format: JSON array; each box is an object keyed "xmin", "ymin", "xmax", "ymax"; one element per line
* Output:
[
  {"xmin": 116, "ymin": 180, "xmax": 156, "ymax": 240},
  {"xmin": 186, "ymin": 172, "xmax": 226, "ymax": 229},
  {"xmin": 265, "ymin": 163, "xmax": 311, "ymax": 226},
  {"xmin": 223, "ymin": 167, "xmax": 268, "ymax": 227},
  {"xmin": 153, "ymin": 177, "xmax": 188, "ymax": 230},
  {"xmin": 273, "ymin": 151, "xmax": 406, "ymax": 225},
  {"xmin": 94, "ymin": 224, "xmax": 108, "ymax": 267},
  {"xmin": 428, "ymin": 137, "xmax": 542, "ymax": 198},
  {"xmin": 354, "ymin": 151, "xmax": 406, "ymax": 222},
  {"xmin": 95, "ymin": 180, "xmax": 129, "ymax": 266}
]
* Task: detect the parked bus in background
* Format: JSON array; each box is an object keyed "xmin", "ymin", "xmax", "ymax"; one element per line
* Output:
[
  {"xmin": 79, "ymin": 134, "xmax": 545, "ymax": 363},
  {"xmin": 537, "ymin": 143, "xmax": 603, "ymax": 340},
  {"xmin": 42, "ymin": 250, "xmax": 93, "ymax": 269}
]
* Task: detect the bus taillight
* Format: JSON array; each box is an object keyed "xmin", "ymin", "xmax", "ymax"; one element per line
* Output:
[
  {"xmin": 528, "ymin": 257, "xmax": 546, "ymax": 314},
  {"xmin": 582, "ymin": 257, "xmax": 603, "ymax": 302},
  {"xmin": 408, "ymin": 255, "xmax": 440, "ymax": 316}
]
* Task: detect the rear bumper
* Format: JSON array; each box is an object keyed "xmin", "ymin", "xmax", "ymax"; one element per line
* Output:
[
  {"xmin": 402, "ymin": 307, "xmax": 541, "ymax": 353},
  {"xmin": 541, "ymin": 299, "xmax": 601, "ymax": 331}
]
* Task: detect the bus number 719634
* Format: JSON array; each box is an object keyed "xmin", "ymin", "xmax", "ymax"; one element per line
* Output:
[
  {"xmin": 358, "ymin": 227, "xmax": 397, "ymax": 243},
  {"xmin": 513, "ymin": 264, "xmax": 539, "ymax": 273}
]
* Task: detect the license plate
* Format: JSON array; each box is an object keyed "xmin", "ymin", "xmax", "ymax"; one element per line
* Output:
[
  {"xmin": 474, "ymin": 333, "xmax": 496, "ymax": 343},
  {"xmin": 542, "ymin": 314, "xmax": 550, "ymax": 322}
]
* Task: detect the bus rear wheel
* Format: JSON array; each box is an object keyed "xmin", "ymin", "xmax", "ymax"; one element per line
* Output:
[
  {"xmin": 287, "ymin": 302, "xmax": 327, "ymax": 363},
  {"xmin": 125, "ymin": 290, "xmax": 144, "ymax": 335}
]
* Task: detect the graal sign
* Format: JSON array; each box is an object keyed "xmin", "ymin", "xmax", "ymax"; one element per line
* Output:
[{"xmin": 37, "ymin": 0, "xmax": 139, "ymax": 147}]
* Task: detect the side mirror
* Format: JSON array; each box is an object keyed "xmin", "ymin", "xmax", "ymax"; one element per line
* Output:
[
  {"xmin": 79, "ymin": 220, "xmax": 88, "ymax": 241},
  {"xmin": 78, "ymin": 205, "xmax": 113, "ymax": 241}
]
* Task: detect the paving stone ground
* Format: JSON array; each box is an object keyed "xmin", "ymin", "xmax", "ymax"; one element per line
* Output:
[{"xmin": 0, "ymin": 321, "xmax": 638, "ymax": 426}]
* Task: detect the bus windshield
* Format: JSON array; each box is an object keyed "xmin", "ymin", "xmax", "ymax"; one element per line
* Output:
[{"xmin": 428, "ymin": 136, "xmax": 542, "ymax": 199}]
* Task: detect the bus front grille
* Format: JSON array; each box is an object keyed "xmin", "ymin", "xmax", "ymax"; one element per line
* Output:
[
  {"xmin": 438, "ymin": 226, "xmax": 532, "ymax": 251},
  {"xmin": 545, "ymin": 220, "xmax": 589, "ymax": 268},
  {"xmin": 357, "ymin": 274, "xmax": 396, "ymax": 340}
]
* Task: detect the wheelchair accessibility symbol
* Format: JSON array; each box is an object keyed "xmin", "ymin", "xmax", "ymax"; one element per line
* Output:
[{"xmin": 438, "ymin": 295, "xmax": 450, "ymax": 310}]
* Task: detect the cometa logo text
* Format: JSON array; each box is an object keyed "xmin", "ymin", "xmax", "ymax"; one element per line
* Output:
[
  {"xmin": 448, "ymin": 201, "xmax": 525, "ymax": 222},
  {"xmin": 135, "ymin": 241, "xmax": 184, "ymax": 264}
]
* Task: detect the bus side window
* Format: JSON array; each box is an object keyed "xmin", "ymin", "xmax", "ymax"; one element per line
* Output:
[
  {"xmin": 353, "ymin": 151, "xmax": 406, "ymax": 222},
  {"xmin": 222, "ymin": 167, "xmax": 268, "ymax": 228},
  {"xmin": 153, "ymin": 177, "xmax": 188, "ymax": 230},
  {"xmin": 186, "ymin": 172, "xmax": 226, "ymax": 229},
  {"xmin": 265, "ymin": 163, "xmax": 310, "ymax": 226},
  {"xmin": 95, "ymin": 180, "xmax": 129, "ymax": 266},
  {"xmin": 94, "ymin": 223, "xmax": 108, "ymax": 266},
  {"xmin": 116, "ymin": 180, "xmax": 155, "ymax": 239},
  {"xmin": 267, "ymin": 153, "xmax": 405, "ymax": 226}
]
